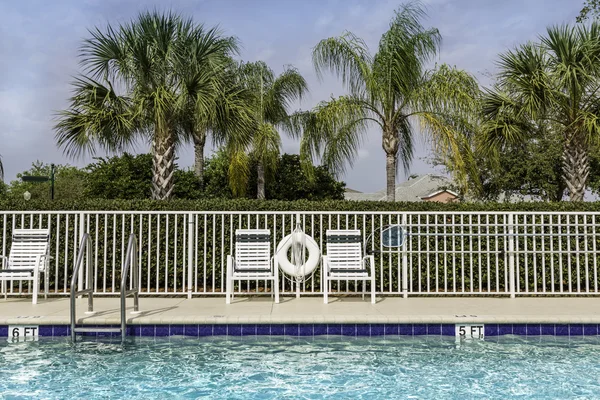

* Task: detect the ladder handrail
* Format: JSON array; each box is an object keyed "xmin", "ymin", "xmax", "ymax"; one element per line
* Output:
[
  {"xmin": 121, "ymin": 234, "xmax": 139, "ymax": 340},
  {"xmin": 70, "ymin": 233, "xmax": 93, "ymax": 342}
]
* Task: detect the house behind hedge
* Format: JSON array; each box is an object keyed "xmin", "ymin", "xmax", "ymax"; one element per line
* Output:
[{"xmin": 345, "ymin": 174, "xmax": 459, "ymax": 203}]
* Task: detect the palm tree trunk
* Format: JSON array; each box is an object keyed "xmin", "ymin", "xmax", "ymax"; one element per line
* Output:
[
  {"xmin": 257, "ymin": 161, "xmax": 266, "ymax": 200},
  {"xmin": 385, "ymin": 153, "xmax": 396, "ymax": 202},
  {"xmin": 193, "ymin": 131, "xmax": 206, "ymax": 188},
  {"xmin": 383, "ymin": 126, "xmax": 399, "ymax": 202},
  {"xmin": 562, "ymin": 136, "xmax": 589, "ymax": 202},
  {"xmin": 152, "ymin": 134, "xmax": 175, "ymax": 200}
]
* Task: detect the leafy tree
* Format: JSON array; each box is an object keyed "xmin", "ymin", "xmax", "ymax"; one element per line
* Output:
[
  {"xmin": 233, "ymin": 61, "xmax": 308, "ymax": 199},
  {"xmin": 299, "ymin": 2, "xmax": 479, "ymax": 202},
  {"xmin": 578, "ymin": 0, "xmax": 600, "ymax": 22},
  {"xmin": 202, "ymin": 150, "xmax": 345, "ymax": 200},
  {"xmin": 85, "ymin": 154, "xmax": 153, "ymax": 199},
  {"xmin": 181, "ymin": 53, "xmax": 254, "ymax": 189},
  {"xmin": 248, "ymin": 154, "xmax": 345, "ymax": 200},
  {"xmin": 85, "ymin": 153, "xmax": 202, "ymax": 199},
  {"xmin": 434, "ymin": 125, "xmax": 567, "ymax": 201},
  {"xmin": 202, "ymin": 150, "xmax": 235, "ymax": 198},
  {"xmin": 481, "ymin": 22, "xmax": 600, "ymax": 201},
  {"xmin": 8, "ymin": 162, "xmax": 87, "ymax": 201},
  {"xmin": 0, "ymin": 182, "xmax": 7, "ymax": 199},
  {"xmin": 55, "ymin": 11, "xmax": 239, "ymax": 200}
]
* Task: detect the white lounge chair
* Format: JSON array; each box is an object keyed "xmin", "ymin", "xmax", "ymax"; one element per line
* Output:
[
  {"xmin": 226, "ymin": 229, "xmax": 279, "ymax": 304},
  {"xmin": 0, "ymin": 229, "xmax": 51, "ymax": 305},
  {"xmin": 322, "ymin": 229, "xmax": 376, "ymax": 304}
]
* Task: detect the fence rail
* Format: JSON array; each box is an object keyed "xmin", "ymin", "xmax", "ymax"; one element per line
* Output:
[{"xmin": 1, "ymin": 211, "xmax": 599, "ymax": 297}]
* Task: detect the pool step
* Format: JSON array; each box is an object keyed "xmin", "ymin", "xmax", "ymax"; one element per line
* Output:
[{"xmin": 73, "ymin": 327, "xmax": 122, "ymax": 334}]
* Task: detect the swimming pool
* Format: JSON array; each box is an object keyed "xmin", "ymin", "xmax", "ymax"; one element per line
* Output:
[{"xmin": 1, "ymin": 336, "xmax": 599, "ymax": 399}]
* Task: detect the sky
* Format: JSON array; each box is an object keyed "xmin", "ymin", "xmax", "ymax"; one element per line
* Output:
[{"xmin": 0, "ymin": 0, "xmax": 582, "ymax": 193}]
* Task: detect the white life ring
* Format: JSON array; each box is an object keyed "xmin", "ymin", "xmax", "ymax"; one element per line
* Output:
[{"xmin": 276, "ymin": 232, "xmax": 320, "ymax": 278}]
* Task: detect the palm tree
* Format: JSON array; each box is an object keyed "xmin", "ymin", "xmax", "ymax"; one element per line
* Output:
[
  {"xmin": 235, "ymin": 61, "xmax": 308, "ymax": 199},
  {"xmin": 180, "ymin": 54, "xmax": 255, "ymax": 189},
  {"xmin": 481, "ymin": 22, "xmax": 600, "ymax": 201},
  {"xmin": 0, "ymin": 155, "xmax": 3, "ymax": 182},
  {"xmin": 306, "ymin": 2, "xmax": 479, "ymax": 201},
  {"xmin": 55, "ymin": 11, "xmax": 240, "ymax": 199}
]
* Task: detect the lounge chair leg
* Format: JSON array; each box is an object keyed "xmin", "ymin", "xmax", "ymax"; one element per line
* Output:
[
  {"xmin": 371, "ymin": 277, "xmax": 376, "ymax": 304},
  {"xmin": 226, "ymin": 256, "xmax": 232, "ymax": 304},
  {"xmin": 32, "ymin": 268, "xmax": 39, "ymax": 305},
  {"xmin": 362, "ymin": 280, "xmax": 366, "ymax": 300},
  {"xmin": 274, "ymin": 272, "xmax": 279, "ymax": 304},
  {"xmin": 323, "ymin": 274, "xmax": 328, "ymax": 304}
]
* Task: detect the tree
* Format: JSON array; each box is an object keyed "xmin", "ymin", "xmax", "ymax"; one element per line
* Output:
[
  {"xmin": 85, "ymin": 153, "xmax": 202, "ymax": 199},
  {"xmin": 481, "ymin": 23, "xmax": 600, "ymax": 201},
  {"xmin": 578, "ymin": 0, "xmax": 600, "ymax": 22},
  {"xmin": 8, "ymin": 162, "xmax": 87, "ymax": 201},
  {"xmin": 235, "ymin": 61, "xmax": 308, "ymax": 199},
  {"xmin": 201, "ymin": 150, "xmax": 345, "ymax": 200},
  {"xmin": 180, "ymin": 53, "xmax": 254, "ymax": 189},
  {"xmin": 85, "ymin": 154, "xmax": 153, "ymax": 199},
  {"xmin": 55, "ymin": 11, "xmax": 238, "ymax": 199},
  {"xmin": 303, "ymin": 2, "xmax": 479, "ymax": 201},
  {"xmin": 434, "ymin": 123, "xmax": 568, "ymax": 201},
  {"xmin": 248, "ymin": 154, "xmax": 346, "ymax": 200},
  {"xmin": 0, "ymin": 154, "xmax": 3, "ymax": 182}
]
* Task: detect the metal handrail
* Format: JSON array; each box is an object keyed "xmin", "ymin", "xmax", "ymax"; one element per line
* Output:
[
  {"xmin": 120, "ymin": 234, "xmax": 139, "ymax": 341},
  {"xmin": 70, "ymin": 233, "xmax": 93, "ymax": 342}
]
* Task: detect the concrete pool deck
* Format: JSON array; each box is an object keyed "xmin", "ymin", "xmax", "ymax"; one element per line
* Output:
[{"xmin": 0, "ymin": 296, "xmax": 599, "ymax": 325}]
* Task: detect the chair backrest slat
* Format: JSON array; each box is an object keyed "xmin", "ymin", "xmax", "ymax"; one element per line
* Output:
[
  {"xmin": 326, "ymin": 230, "xmax": 363, "ymax": 269},
  {"xmin": 7, "ymin": 229, "xmax": 50, "ymax": 271},
  {"xmin": 234, "ymin": 229, "xmax": 271, "ymax": 270}
]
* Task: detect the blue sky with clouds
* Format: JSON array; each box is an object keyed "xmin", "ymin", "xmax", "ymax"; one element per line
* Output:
[{"xmin": 0, "ymin": 0, "xmax": 581, "ymax": 192}]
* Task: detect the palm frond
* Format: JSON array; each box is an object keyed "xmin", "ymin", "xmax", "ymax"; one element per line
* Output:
[
  {"xmin": 265, "ymin": 65, "xmax": 308, "ymax": 126},
  {"xmin": 299, "ymin": 96, "xmax": 370, "ymax": 177},
  {"xmin": 251, "ymin": 123, "xmax": 281, "ymax": 176},
  {"xmin": 54, "ymin": 76, "xmax": 139, "ymax": 158},
  {"xmin": 227, "ymin": 149, "xmax": 250, "ymax": 197},
  {"xmin": 374, "ymin": 1, "xmax": 440, "ymax": 101},
  {"xmin": 312, "ymin": 31, "xmax": 373, "ymax": 94}
]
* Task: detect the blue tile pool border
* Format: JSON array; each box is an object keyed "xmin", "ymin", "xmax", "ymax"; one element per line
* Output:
[{"xmin": 3, "ymin": 324, "xmax": 600, "ymax": 337}]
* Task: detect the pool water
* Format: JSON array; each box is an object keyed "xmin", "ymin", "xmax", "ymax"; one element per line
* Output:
[{"xmin": 1, "ymin": 336, "xmax": 599, "ymax": 399}]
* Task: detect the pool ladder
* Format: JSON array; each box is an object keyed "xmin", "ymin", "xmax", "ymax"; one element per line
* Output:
[{"xmin": 70, "ymin": 233, "xmax": 140, "ymax": 342}]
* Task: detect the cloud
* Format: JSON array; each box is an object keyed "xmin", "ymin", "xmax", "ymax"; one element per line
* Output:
[
  {"xmin": 315, "ymin": 14, "xmax": 334, "ymax": 30},
  {"xmin": 357, "ymin": 149, "xmax": 369, "ymax": 160}
]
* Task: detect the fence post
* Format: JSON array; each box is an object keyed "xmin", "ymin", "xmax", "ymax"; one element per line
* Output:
[
  {"xmin": 508, "ymin": 213, "xmax": 516, "ymax": 298},
  {"xmin": 402, "ymin": 213, "xmax": 408, "ymax": 299},
  {"xmin": 187, "ymin": 213, "xmax": 194, "ymax": 299},
  {"xmin": 78, "ymin": 212, "xmax": 85, "ymax": 292}
]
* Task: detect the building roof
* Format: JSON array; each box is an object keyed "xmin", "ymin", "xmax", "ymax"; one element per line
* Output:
[{"xmin": 345, "ymin": 174, "xmax": 457, "ymax": 202}]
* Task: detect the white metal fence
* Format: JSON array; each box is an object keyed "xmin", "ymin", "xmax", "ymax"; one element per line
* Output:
[{"xmin": 1, "ymin": 211, "xmax": 599, "ymax": 297}]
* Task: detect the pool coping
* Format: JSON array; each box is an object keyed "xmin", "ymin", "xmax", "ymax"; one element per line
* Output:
[{"xmin": 2, "ymin": 297, "xmax": 600, "ymax": 329}]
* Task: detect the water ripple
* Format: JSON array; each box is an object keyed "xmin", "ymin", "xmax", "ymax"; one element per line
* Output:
[{"xmin": 1, "ymin": 336, "xmax": 600, "ymax": 399}]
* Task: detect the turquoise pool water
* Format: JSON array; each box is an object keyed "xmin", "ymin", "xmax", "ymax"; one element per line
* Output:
[{"xmin": 1, "ymin": 336, "xmax": 599, "ymax": 399}]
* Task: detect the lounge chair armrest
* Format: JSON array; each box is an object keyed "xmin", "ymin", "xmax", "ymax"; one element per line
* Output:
[
  {"xmin": 40, "ymin": 255, "xmax": 53, "ymax": 271},
  {"xmin": 362, "ymin": 255, "xmax": 375, "ymax": 273}
]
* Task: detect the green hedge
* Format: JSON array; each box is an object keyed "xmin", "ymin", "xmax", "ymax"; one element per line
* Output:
[
  {"xmin": 1, "ymin": 199, "xmax": 599, "ymax": 296},
  {"xmin": 2, "ymin": 198, "xmax": 600, "ymax": 212}
]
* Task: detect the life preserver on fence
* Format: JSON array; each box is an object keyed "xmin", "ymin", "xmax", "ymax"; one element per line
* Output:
[{"xmin": 276, "ymin": 232, "xmax": 320, "ymax": 278}]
